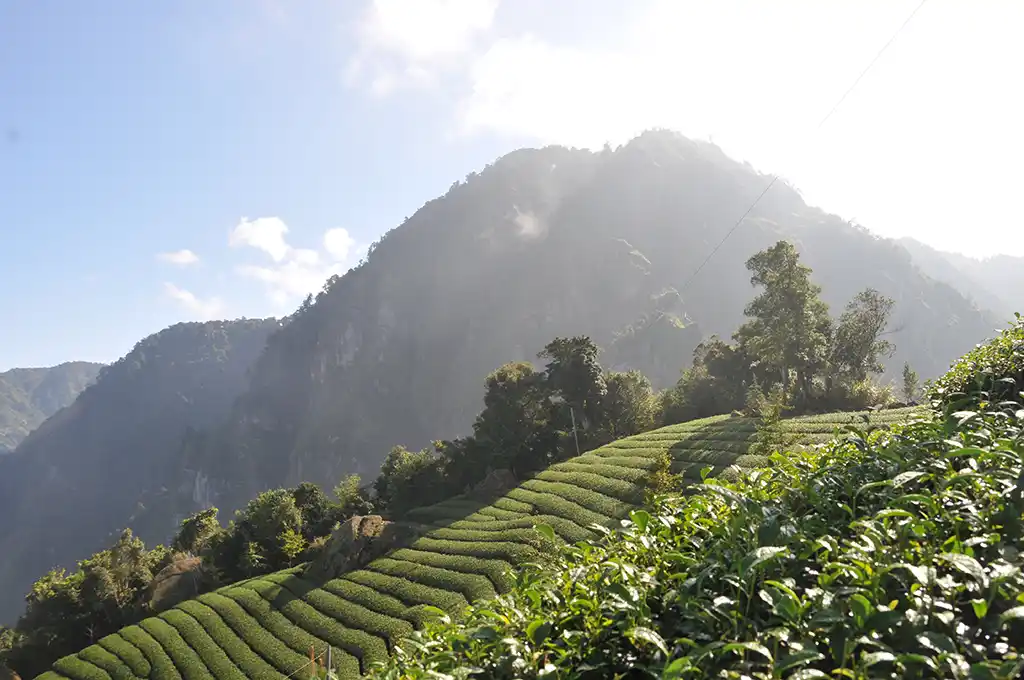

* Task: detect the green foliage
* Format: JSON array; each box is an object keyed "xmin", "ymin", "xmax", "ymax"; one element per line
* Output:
[
  {"xmin": 32, "ymin": 404, "xmax": 922, "ymax": 680},
  {"xmin": 902, "ymin": 362, "xmax": 920, "ymax": 403},
  {"xmin": 0, "ymin": 361, "xmax": 101, "ymax": 454},
  {"xmin": 173, "ymin": 508, "xmax": 221, "ymax": 556},
  {"xmin": 0, "ymin": 319, "xmax": 278, "ymax": 630},
  {"xmin": 375, "ymin": 401, "xmax": 1024, "ymax": 679},
  {"xmin": 665, "ymin": 242, "xmax": 897, "ymax": 421},
  {"xmin": 374, "ymin": 446, "xmax": 448, "ymax": 517},
  {"xmin": 931, "ymin": 313, "xmax": 1024, "ymax": 408},
  {"xmin": 332, "ymin": 474, "xmax": 375, "ymax": 519}
]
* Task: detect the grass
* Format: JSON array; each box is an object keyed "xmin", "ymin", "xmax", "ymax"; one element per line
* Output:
[{"xmin": 38, "ymin": 406, "xmax": 921, "ymax": 679}]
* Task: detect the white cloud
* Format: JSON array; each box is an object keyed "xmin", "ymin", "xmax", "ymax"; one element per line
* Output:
[
  {"xmin": 163, "ymin": 282, "xmax": 224, "ymax": 320},
  {"xmin": 450, "ymin": 0, "xmax": 1024, "ymax": 258},
  {"xmin": 324, "ymin": 228, "xmax": 355, "ymax": 261},
  {"xmin": 347, "ymin": 0, "xmax": 498, "ymax": 94},
  {"xmin": 231, "ymin": 218, "xmax": 363, "ymax": 308},
  {"xmin": 157, "ymin": 249, "xmax": 200, "ymax": 266},
  {"xmin": 229, "ymin": 217, "xmax": 291, "ymax": 262}
]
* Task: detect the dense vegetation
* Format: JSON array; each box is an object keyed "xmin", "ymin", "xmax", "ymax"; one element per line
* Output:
[
  {"xmin": 0, "ymin": 362, "xmax": 101, "ymax": 455},
  {"xmin": 0, "ymin": 320, "xmax": 278, "ymax": 628},
  {"xmin": 377, "ymin": 400, "xmax": 1024, "ymax": 678},
  {"xmin": 2, "ymin": 239, "xmax": 927, "ymax": 679},
  {"xmin": 181, "ymin": 130, "xmax": 997, "ymax": 532},
  {"xmin": 0, "ymin": 130, "xmax": 999, "ymax": 639},
  {"xmin": 12, "ymin": 407, "xmax": 919, "ymax": 680}
]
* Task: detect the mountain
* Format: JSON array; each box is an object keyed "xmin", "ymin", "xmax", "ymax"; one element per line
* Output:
[
  {"xmin": 898, "ymin": 236, "xmax": 1024, "ymax": 320},
  {"xmin": 0, "ymin": 362, "xmax": 102, "ymax": 455},
  {"xmin": 0, "ymin": 319, "xmax": 277, "ymax": 625},
  {"xmin": 171, "ymin": 130, "xmax": 1001, "ymax": 526}
]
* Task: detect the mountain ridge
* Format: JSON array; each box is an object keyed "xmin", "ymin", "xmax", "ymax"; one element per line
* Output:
[
  {"xmin": 0, "ymin": 361, "xmax": 103, "ymax": 455},
  {"xmin": 0, "ymin": 319, "xmax": 278, "ymax": 626},
  {"xmin": 179, "ymin": 130, "xmax": 1002, "ymax": 522}
]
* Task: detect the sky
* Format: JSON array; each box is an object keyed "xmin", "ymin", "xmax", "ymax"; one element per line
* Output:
[{"xmin": 1, "ymin": 0, "xmax": 1022, "ymax": 369}]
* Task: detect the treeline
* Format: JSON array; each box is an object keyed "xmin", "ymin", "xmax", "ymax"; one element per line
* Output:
[{"xmin": 0, "ymin": 240, "xmax": 909, "ymax": 678}]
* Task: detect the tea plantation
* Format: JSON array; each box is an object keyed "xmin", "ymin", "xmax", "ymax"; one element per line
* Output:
[{"xmin": 35, "ymin": 407, "xmax": 921, "ymax": 680}]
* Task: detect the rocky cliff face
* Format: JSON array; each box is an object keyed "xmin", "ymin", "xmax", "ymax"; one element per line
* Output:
[{"xmin": 180, "ymin": 131, "xmax": 999, "ymax": 520}]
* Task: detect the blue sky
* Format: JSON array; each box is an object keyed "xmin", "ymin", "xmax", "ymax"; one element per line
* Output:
[{"xmin": 2, "ymin": 0, "xmax": 1022, "ymax": 369}]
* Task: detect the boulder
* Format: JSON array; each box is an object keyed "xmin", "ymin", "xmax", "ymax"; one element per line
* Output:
[
  {"xmin": 304, "ymin": 515, "xmax": 421, "ymax": 583},
  {"xmin": 148, "ymin": 555, "xmax": 211, "ymax": 613},
  {"xmin": 466, "ymin": 468, "xmax": 517, "ymax": 500}
]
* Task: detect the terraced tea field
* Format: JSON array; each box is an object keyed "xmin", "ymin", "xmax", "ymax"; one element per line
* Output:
[{"xmin": 37, "ymin": 407, "xmax": 922, "ymax": 680}]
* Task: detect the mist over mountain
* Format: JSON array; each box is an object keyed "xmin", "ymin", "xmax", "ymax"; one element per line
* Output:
[
  {"xmin": 176, "ymin": 130, "xmax": 1001, "ymax": 522},
  {"xmin": 0, "ymin": 130, "xmax": 1005, "ymax": 627},
  {"xmin": 0, "ymin": 362, "xmax": 102, "ymax": 455},
  {"xmin": 898, "ymin": 236, "xmax": 1024, "ymax": 320},
  {"xmin": 0, "ymin": 320, "xmax": 277, "ymax": 624}
]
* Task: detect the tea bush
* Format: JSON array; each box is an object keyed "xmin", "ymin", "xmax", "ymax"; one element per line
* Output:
[
  {"xmin": 375, "ymin": 404, "xmax": 1024, "ymax": 679},
  {"xmin": 932, "ymin": 314, "xmax": 1024, "ymax": 407}
]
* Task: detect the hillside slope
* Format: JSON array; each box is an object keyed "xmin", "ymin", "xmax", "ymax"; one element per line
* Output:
[
  {"xmin": 0, "ymin": 320, "xmax": 278, "ymax": 626},
  {"xmin": 35, "ymin": 407, "xmax": 920, "ymax": 680},
  {"xmin": 898, "ymin": 236, "xmax": 1024, "ymax": 319},
  {"xmin": 180, "ymin": 130, "xmax": 998, "ymax": 524},
  {"xmin": 0, "ymin": 362, "xmax": 102, "ymax": 455}
]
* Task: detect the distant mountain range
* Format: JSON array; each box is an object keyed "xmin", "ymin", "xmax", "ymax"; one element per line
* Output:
[
  {"xmin": 0, "ymin": 362, "xmax": 102, "ymax": 455},
  {"xmin": 897, "ymin": 236, "xmax": 1023, "ymax": 321},
  {"xmin": 0, "ymin": 130, "xmax": 1013, "ymax": 625}
]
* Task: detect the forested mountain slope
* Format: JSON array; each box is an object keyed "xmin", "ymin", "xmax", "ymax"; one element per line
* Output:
[
  {"xmin": 31, "ymin": 407, "xmax": 921, "ymax": 680},
  {"xmin": 182, "ymin": 130, "xmax": 999, "ymax": 521},
  {"xmin": 0, "ymin": 362, "xmax": 102, "ymax": 455},
  {"xmin": 898, "ymin": 236, "xmax": 1024, "ymax": 319},
  {"xmin": 0, "ymin": 320, "xmax": 277, "ymax": 626}
]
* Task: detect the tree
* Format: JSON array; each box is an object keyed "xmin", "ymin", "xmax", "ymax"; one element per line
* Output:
[
  {"xmin": 828, "ymin": 288, "xmax": 895, "ymax": 387},
  {"xmin": 172, "ymin": 508, "xmax": 222, "ymax": 555},
  {"xmin": 373, "ymin": 445, "xmax": 446, "ymax": 516},
  {"xmin": 736, "ymin": 241, "xmax": 832, "ymax": 405},
  {"xmin": 234, "ymin": 489, "xmax": 303, "ymax": 569},
  {"xmin": 332, "ymin": 474, "xmax": 375, "ymax": 519},
  {"xmin": 663, "ymin": 337, "xmax": 753, "ymax": 423},
  {"xmin": 538, "ymin": 337, "xmax": 607, "ymax": 431},
  {"xmin": 292, "ymin": 482, "xmax": 335, "ymax": 540},
  {"xmin": 902, "ymin": 362, "xmax": 919, "ymax": 403},
  {"xmin": 469, "ymin": 362, "xmax": 553, "ymax": 477},
  {"xmin": 600, "ymin": 371, "xmax": 659, "ymax": 440}
]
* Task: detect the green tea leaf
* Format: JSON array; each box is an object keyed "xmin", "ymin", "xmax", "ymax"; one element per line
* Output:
[
  {"xmin": 723, "ymin": 641, "xmax": 772, "ymax": 663},
  {"xmin": 627, "ymin": 627, "xmax": 669, "ymax": 656},
  {"xmin": 939, "ymin": 552, "xmax": 990, "ymax": 588},
  {"xmin": 534, "ymin": 523, "xmax": 556, "ymax": 542}
]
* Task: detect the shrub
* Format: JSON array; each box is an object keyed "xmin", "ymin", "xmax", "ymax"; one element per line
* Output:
[
  {"xmin": 341, "ymin": 572, "xmax": 467, "ymax": 614},
  {"xmin": 51, "ymin": 656, "xmax": 110, "ymax": 680},
  {"xmin": 159, "ymin": 609, "xmax": 246, "ymax": 680},
  {"xmin": 931, "ymin": 314, "xmax": 1024, "ymax": 408},
  {"xmin": 138, "ymin": 617, "xmax": 214, "ymax": 680},
  {"xmin": 374, "ymin": 402, "xmax": 1024, "ymax": 679},
  {"xmin": 389, "ymin": 548, "xmax": 516, "ymax": 593},
  {"xmin": 174, "ymin": 601, "xmax": 280, "ymax": 679},
  {"xmin": 77, "ymin": 645, "xmax": 137, "ymax": 680},
  {"xmin": 196, "ymin": 592, "xmax": 309, "ymax": 673},
  {"xmin": 505, "ymin": 488, "xmax": 611, "ymax": 528},
  {"xmin": 118, "ymin": 625, "xmax": 181, "ymax": 680},
  {"xmin": 97, "ymin": 634, "xmax": 150, "ymax": 678},
  {"xmin": 222, "ymin": 584, "xmax": 360, "ymax": 676},
  {"xmin": 534, "ymin": 470, "xmax": 645, "ymax": 503},
  {"xmin": 519, "ymin": 479, "xmax": 631, "ymax": 518},
  {"xmin": 368, "ymin": 558, "xmax": 496, "ymax": 603}
]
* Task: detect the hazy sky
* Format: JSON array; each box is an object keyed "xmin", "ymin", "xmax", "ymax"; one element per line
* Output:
[{"xmin": 1, "ymin": 0, "xmax": 1022, "ymax": 368}]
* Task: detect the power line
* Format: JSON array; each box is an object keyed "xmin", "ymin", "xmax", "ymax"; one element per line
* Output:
[{"xmin": 678, "ymin": 0, "xmax": 928, "ymax": 293}]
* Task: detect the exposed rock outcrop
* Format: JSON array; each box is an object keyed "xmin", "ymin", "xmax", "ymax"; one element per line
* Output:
[{"xmin": 304, "ymin": 515, "xmax": 423, "ymax": 583}]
